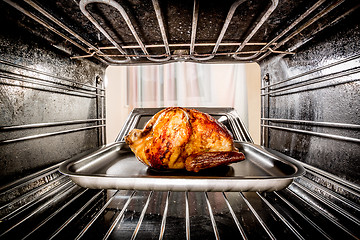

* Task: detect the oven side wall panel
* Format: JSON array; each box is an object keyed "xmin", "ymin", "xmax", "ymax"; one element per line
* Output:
[
  {"xmin": 0, "ymin": 6, "xmax": 106, "ymax": 185},
  {"xmin": 260, "ymin": 14, "xmax": 360, "ymax": 185}
]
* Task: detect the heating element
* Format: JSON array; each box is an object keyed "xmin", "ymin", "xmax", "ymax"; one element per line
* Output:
[{"xmin": 3, "ymin": 0, "xmax": 359, "ymax": 64}]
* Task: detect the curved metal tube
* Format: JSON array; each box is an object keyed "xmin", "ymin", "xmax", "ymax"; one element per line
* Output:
[
  {"xmin": 233, "ymin": 0, "xmax": 324, "ymax": 61},
  {"xmin": 189, "ymin": 0, "xmax": 199, "ymax": 56},
  {"xmin": 80, "ymin": 0, "xmax": 171, "ymax": 63},
  {"xmin": 257, "ymin": 0, "xmax": 345, "ymax": 62},
  {"xmin": 5, "ymin": 0, "xmax": 106, "ymax": 65},
  {"xmin": 79, "ymin": 0, "xmax": 131, "ymax": 64},
  {"xmin": 148, "ymin": 0, "xmax": 171, "ymax": 62},
  {"xmin": 190, "ymin": 0, "xmax": 247, "ymax": 61},
  {"xmin": 232, "ymin": 0, "xmax": 278, "ymax": 60}
]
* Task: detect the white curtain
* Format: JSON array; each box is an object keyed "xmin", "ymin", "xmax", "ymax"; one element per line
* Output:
[{"xmin": 126, "ymin": 62, "xmax": 248, "ymax": 126}]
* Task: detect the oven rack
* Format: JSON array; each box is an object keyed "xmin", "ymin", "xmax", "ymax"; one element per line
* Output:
[
  {"xmin": 3, "ymin": 0, "xmax": 357, "ymax": 64},
  {"xmin": 0, "ymin": 155, "xmax": 359, "ymax": 239},
  {"xmin": 0, "ymin": 59, "xmax": 106, "ymax": 147}
]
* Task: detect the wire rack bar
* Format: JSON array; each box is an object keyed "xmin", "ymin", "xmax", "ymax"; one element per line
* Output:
[
  {"xmin": 190, "ymin": 0, "xmax": 281, "ymax": 61},
  {"xmin": 23, "ymin": 0, "xmax": 98, "ymax": 53},
  {"xmin": 222, "ymin": 193, "xmax": 248, "ymax": 240},
  {"xmin": 261, "ymin": 53, "xmax": 360, "ymax": 90},
  {"xmin": 0, "ymin": 182, "xmax": 76, "ymax": 237},
  {"xmin": 75, "ymin": 190, "xmax": 120, "ymax": 240},
  {"xmin": 0, "ymin": 79, "xmax": 98, "ymax": 99},
  {"xmin": 256, "ymin": 192, "xmax": 305, "ymax": 240},
  {"xmin": 302, "ymin": 165, "xmax": 360, "ymax": 197},
  {"xmin": 227, "ymin": 118, "xmax": 244, "ymax": 141},
  {"xmin": 102, "ymin": 191, "xmax": 136, "ymax": 240},
  {"xmin": 0, "ymin": 125, "xmax": 106, "ymax": 145},
  {"xmin": 0, "ymin": 69, "xmax": 98, "ymax": 94},
  {"xmin": 204, "ymin": 192, "xmax": 220, "ymax": 240},
  {"xmin": 48, "ymin": 190, "xmax": 105, "ymax": 240},
  {"xmin": 0, "ymin": 168, "xmax": 60, "ymax": 197},
  {"xmin": 185, "ymin": 191, "xmax": 191, "ymax": 240},
  {"xmin": 130, "ymin": 191, "xmax": 153, "ymax": 240},
  {"xmin": 158, "ymin": 191, "xmax": 170, "ymax": 240},
  {"xmin": 0, "ymin": 72, "xmax": 102, "ymax": 98},
  {"xmin": 234, "ymin": 118, "xmax": 253, "ymax": 142},
  {"xmin": 261, "ymin": 124, "xmax": 360, "ymax": 143},
  {"xmin": 260, "ymin": 118, "xmax": 360, "ymax": 129},
  {"xmin": 273, "ymin": 191, "xmax": 332, "ymax": 239},
  {"xmin": 0, "ymin": 60, "xmax": 103, "ymax": 91},
  {"xmin": 0, "ymin": 119, "xmax": 105, "ymax": 131},
  {"xmin": 0, "ymin": 174, "xmax": 67, "ymax": 215},
  {"xmin": 288, "ymin": 185, "xmax": 358, "ymax": 239},
  {"xmin": 22, "ymin": 188, "xmax": 89, "ymax": 239},
  {"xmin": 0, "ymin": 176, "xmax": 69, "ymax": 221},
  {"xmin": 239, "ymin": 192, "xmax": 276, "ymax": 240},
  {"xmin": 299, "ymin": 176, "xmax": 360, "ymax": 214},
  {"xmin": 293, "ymin": 180, "xmax": 360, "ymax": 225},
  {"xmin": 261, "ymin": 66, "xmax": 360, "ymax": 96}
]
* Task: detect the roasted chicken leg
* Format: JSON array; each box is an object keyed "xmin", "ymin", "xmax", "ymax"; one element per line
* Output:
[{"xmin": 125, "ymin": 107, "xmax": 245, "ymax": 172}]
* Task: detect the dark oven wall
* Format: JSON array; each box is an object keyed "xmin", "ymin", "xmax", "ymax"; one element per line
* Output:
[
  {"xmin": 259, "ymin": 10, "xmax": 360, "ymax": 185},
  {"xmin": 0, "ymin": 2, "xmax": 107, "ymax": 185}
]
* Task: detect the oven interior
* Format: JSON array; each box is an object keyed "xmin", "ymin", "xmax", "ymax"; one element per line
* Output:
[{"xmin": 0, "ymin": 0, "xmax": 359, "ymax": 239}]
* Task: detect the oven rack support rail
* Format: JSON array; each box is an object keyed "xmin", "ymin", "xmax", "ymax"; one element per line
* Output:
[
  {"xmin": 0, "ymin": 59, "xmax": 107, "ymax": 146},
  {"xmin": 260, "ymin": 52, "xmax": 360, "ymax": 147},
  {"xmin": 0, "ymin": 155, "xmax": 359, "ymax": 239},
  {"xmin": 3, "ymin": 0, "xmax": 359, "ymax": 64}
]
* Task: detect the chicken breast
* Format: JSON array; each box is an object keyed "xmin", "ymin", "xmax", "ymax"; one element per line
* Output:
[{"xmin": 125, "ymin": 107, "xmax": 245, "ymax": 172}]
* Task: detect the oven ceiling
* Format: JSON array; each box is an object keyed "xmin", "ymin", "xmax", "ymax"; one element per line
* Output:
[{"xmin": 2, "ymin": 0, "xmax": 359, "ymax": 65}]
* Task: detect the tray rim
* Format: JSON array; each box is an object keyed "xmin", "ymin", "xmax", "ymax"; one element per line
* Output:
[
  {"xmin": 59, "ymin": 141, "xmax": 305, "ymax": 191},
  {"xmin": 60, "ymin": 141, "xmax": 304, "ymax": 179}
]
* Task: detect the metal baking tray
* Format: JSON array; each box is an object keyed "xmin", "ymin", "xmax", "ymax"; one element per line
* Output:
[{"xmin": 59, "ymin": 141, "xmax": 304, "ymax": 192}]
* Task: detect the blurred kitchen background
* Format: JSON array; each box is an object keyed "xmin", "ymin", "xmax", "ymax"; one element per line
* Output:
[{"xmin": 105, "ymin": 62, "xmax": 261, "ymax": 144}]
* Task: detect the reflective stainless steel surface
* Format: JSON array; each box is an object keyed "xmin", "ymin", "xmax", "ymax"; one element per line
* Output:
[
  {"xmin": 2, "ymin": 160, "xmax": 359, "ymax": 239},
  {"xmin": 1, "ymin": 0, "xmax": 359, "ymax": 238},
  {"xmin": 59, "ymin": 141, "xmax": 304, "ymax": 192},
  {"xmin": 4, "ymin": 0, "xmax": 358, "ymax": 64}
]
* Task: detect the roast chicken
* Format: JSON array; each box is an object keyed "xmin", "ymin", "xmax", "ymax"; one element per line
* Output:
[{"xmin": 125, "ymin": 107, "xmax": 245, "ymax": 172}]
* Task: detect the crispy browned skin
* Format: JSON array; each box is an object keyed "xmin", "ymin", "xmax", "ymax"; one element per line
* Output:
[
  {"xmin": 125, "ymin": 107, "xmax": 245, "ymax": 171},
  {"xmin": 185, "ymin": 151, "xmax": 245, "ymax": 172}
]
